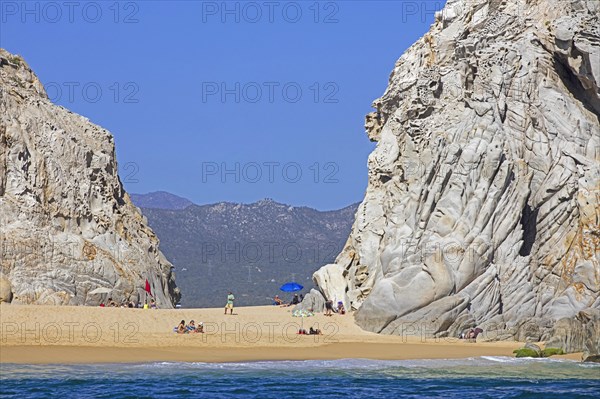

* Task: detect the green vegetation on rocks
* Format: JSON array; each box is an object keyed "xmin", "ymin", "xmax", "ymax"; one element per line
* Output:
[
  {"xmin": 541, "ymin": 348, "xmax": 565, "ymax": 357},
  {"xmin": 513, "ymin": 348, "xmax": 541, "ymax": 358},
  {"xmin": 513, "ymin": 347, "xmax": 565, "ymax": 358}
]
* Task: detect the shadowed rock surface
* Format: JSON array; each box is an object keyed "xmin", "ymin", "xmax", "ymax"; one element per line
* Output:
[
  {"xmin": 0, "ymin": 49, "xmax": 180, "ymax": 307},
  {"xmin": 304, "ymin": 0, "xmax": 599, "ymax": 360}
]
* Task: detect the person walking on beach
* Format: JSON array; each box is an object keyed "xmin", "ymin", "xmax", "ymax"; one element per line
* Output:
[{"xmin": 225, "ymin": 292, "xmax": 235, "ymax": 315}]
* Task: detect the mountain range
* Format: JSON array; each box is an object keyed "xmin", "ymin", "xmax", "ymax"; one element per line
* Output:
[
  {"xmin": 131, "ymin": 192, "xmax": 358, "ymax": 308},
  {"xmin": 130, "ymin": 191, "xmax": 193, "ymax": 210}
]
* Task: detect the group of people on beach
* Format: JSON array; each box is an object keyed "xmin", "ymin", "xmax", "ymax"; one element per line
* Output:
[
  {"xmin": 173, "ymin": 292, "xmax": 236, "ymax": 334},
  {"xmin": 172, "ymin": 291, "xmax": 349, "ymax": 335},
  {"xmin": 460, "ymin": 327, "xmax": 484, "ymax": 342},
  {"xmin": 273, "ymin": 293, "xmax": 303, "ymax": 307},
  {"xmin": 273, "ymin": 294, "xmax": 346, "ymax": 316},
  {"xmin": 99, "ymin": 298, "xmax": 157, "ymax": 309},
  {"xmin": 176, "ymin": 320, "xmax": 204, "ymax": 334},
  {"xmin": 324, "ymin": 299, "xmax": 345, "ymax": 316},
  {"xmin": 297, "ymin": 327, "xmax": 323, "ymax": 335}
]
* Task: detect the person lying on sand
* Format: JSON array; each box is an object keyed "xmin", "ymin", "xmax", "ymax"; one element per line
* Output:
[{"xmin": 298, "ymin": 327, "xmax": 323, "ymax": 335}]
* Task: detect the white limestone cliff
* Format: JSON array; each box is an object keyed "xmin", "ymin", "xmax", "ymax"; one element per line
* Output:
[
  {"xmin": 305, "ymin": 0, "xmax": 599, "ymax": 358},
  {"xmin": 0, "ymin": 49, "xmax": 180, "ymax": 307}
]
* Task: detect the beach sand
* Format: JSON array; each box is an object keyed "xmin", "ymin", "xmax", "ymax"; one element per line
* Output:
[{"xmin": 0, "ymin": 304, "xmax": 582, "ymax": 364}]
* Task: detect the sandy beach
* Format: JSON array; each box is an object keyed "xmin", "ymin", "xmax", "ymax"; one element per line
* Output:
[{"xmin": 0, "ymin": 304, "xmax": 582, "ymax": 364}]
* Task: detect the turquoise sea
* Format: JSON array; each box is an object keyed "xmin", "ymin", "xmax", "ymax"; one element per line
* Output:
[{"xmin": 1, "ymin": 357, "xmax": 599, "ymax": 398}]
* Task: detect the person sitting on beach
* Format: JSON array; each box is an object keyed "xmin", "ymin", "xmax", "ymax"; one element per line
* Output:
[
  {"xmin": 187, "ymin": 320, "xmax": 198, "ymax": 333},
  {"xmin": 196, "ymin": 322, "xmax": 204, "ymax": 333},
  {"xmin": 309, "ymin": 327, "xmax": 322, "ymax": 335},
  {"xmin": 325, "ymin": 300, "xmax": 334, "ymax": 316},
  {"xmin": 150, "ymin": 299, "xmax": 157, "ymax": 309},
  {"xmin": 143, "ymin": 300, "xmax": 149, "ymax": 309},
  {"xmin": 466, "ymin": 329, "xmax": 476, "ymax": 341},
  {"xmin": 273, "ymin": 295, "xmax": 284, "ymax": 306},
  {"xmin": 289, "ymin": 294, "xmax": 300, "ymax": 306},
  {"xmin": 176, "ymin": 320, "xmax": 187, "ymax": 334},
  {"xmin": 337, "ymin": 301, "xmax": 346, "ymax": 315},
  {"xmin": 466, "ymin": 327, "xmax": 483, "ymax": 342}
]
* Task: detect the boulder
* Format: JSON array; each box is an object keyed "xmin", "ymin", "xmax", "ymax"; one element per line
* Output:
[
  {"xmin": 0, "ymin": 276, "xmax": 12, "ymax": 303},
  {"xmin": 524, "ymin": 343, "xmax": 542, "ymax": 356},
  {"xmin": 546, "ymin": 309, "xmax": 600, "ymax": 362},
  {"xmin": 296, "ymin": 289, "xmax": 326, "ymax": 312},
  {"xmin": 313, "ymin": 264, "xmax": 348, "ymax": 308}
]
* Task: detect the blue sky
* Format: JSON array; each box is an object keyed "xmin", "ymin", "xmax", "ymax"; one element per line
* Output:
[{"xmin": 1, "ymin": 0, "xmax": 444, "ymax": 210}]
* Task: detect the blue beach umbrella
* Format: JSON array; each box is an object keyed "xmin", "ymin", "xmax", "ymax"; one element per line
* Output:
[{"xmin": 280, "ymin": 282, "xmax": 303, "ymax": 292}]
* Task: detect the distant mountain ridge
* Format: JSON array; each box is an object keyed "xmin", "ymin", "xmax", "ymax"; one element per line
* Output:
[
  {"xmin": 130, "ymin": 191, "xmax": 193, "ymax": 210},
  {"xmin": 131, "ymin": 193, "xmax": 359, "ymax": 308}
]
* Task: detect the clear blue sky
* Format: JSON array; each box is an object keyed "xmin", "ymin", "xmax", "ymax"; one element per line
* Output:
[{"xmin": 1, "ymin": 0, "xmax": 444, "ymax": 210}]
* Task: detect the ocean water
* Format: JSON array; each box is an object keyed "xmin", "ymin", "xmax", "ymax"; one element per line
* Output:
[{"xmin": 1, "ymin": 357, "xmax": 599, "ymax": 398}]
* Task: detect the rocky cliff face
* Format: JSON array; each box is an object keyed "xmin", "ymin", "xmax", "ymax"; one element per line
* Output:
[
  {"xmin": 0, "ymin": 49, "xmax": 180, "ymax": 307},
  {"xmin": 306, "ymin": 0, "xmax": 599, "ymax": 355}
]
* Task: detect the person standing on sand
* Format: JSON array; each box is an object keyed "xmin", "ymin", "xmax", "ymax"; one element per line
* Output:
[
  {"xmin": 325, "ymin": 299, "xmax": 334, "ymax": 316},
  {"xmin": 225, "ymin": 292, "xmax": 235, "ymax": 315}
]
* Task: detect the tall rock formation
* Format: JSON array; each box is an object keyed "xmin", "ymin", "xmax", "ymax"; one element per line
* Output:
[
  {"xmin": 0, "ymin": 49, "xmax": 180, "ymax": 307},
  {"xmin": 306, "ymin": 0, "xmax": 599, "ymax": 355}
]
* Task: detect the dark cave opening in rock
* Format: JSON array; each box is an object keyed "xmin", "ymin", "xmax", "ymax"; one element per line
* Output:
[
  {"xmin": 379, "ymin": 175, "xmax": 392, "ymax": 184},
  {"xmin": 519, "ymin": 204, "xmax": 539, "ymax": 257}
]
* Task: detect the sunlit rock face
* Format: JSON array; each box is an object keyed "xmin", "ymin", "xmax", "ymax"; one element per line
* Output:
[
  {"xmin": 0, "ymin": 49, "xmax": 180, "ymax": 307},
  {"xmin": 307, "ymin": 0, "xmax": 599, "ymax": 354}
]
